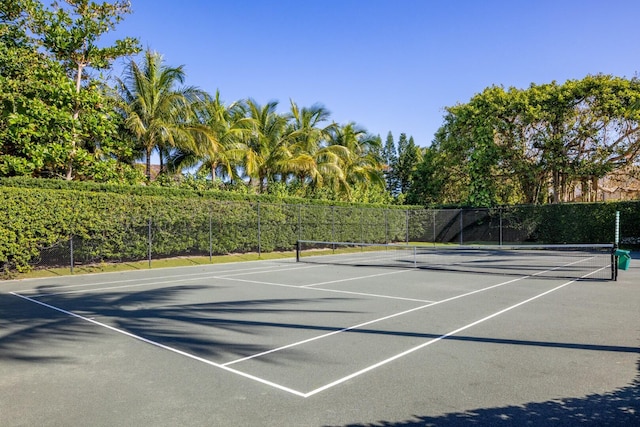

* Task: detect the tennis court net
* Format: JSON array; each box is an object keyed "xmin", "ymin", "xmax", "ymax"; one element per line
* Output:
[{"xmin": 296, "ymin": 240, "xmax": 616, "ymax": 280}]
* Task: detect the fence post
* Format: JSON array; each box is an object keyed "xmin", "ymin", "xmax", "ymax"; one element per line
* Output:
[
  {"xmin": 459, "ymin": 209, "xmax": 464, "ymax": 245},
  {"xmin": 360, "ymin": 208, "xmax": 364, "ymax": 243},
  {"xmin": 333, "ymin": 206, "xmax": 336, "ymax": 242},
  {"xmin": 297, "ymin": 204, "xmax": 302, "ymax": 243},
  {"xmin": 384, "ymin": 210, "xmax": 388, "ymax": 244},
  {"xmin": 70, "ymin": 235, "xmax": 74, "ymax": 274},
  {"xmin": 405, "ymin": 210, "xmax": 409, "ymax": 244},
  {"xmin": 499, "ymin": 207, "xmax": 503, "ymax": 246},
  {"xmin": 433, "ymin": 209, "xmax": 436, "ymax": 244},
  {"xmin": 209, "ymin": 208, "xmax": 213, "ymax": 262},
  {"xmin": 256, "ymin": 202, "xmax": 261, "ymax": 257},
  {"xmin": 148, "ymin": 217, "xmax": 152, "ymax": 268}
]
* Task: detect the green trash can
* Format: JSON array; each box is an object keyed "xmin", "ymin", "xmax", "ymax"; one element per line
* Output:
[{"xmin": 615, "ymin": 249, "xmax": 631, "ymax": 271}]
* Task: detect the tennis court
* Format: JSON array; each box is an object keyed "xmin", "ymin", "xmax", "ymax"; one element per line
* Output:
[{"xmin": 1, "ymin": 247, "xmax": 638, "ymax": 426}]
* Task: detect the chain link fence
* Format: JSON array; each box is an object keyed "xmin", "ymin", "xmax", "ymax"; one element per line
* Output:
[{"xmin": 24, "ymin": 202, "xmax": 623, "ymax": 273}]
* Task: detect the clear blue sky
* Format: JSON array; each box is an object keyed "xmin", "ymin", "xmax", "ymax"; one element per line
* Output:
[{"xmin": 105, "ymin": 0, "xmax": 640, "ymax": 147}]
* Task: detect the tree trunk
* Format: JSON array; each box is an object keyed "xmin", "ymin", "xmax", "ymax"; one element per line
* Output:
[
  {"xmin": 66, "ymin": 63, "xmax": 86, "ymax": 181},
  {"xmin": 146, "ymin": 149, "xmax": 152, "ymax": 181},
  {"xmin": 592, "ymin": 176, "xmax": 599, "ymax": 201},
  {"xmin": 552, "ymin": 170, "xmax": 560, "ymax": 203}
]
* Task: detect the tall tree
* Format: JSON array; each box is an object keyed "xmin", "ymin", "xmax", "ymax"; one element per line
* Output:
[
  {"xmin": 0, "ymin": 0, "xmax": 138, "ymax": 180},
  {"xmin": 169, "ymin": 91, "xmax": 249, "ymax": 182},
  {"xmin": 285, "ymin": 101, "xmax": 345, "ymax": 190},
  {"xmin": 22, "ymin": 0, "xmax": 140, "ymax": 179},
  {"xmin": 328, "ymin": 122, "xmax": 385, "ymax": 199},
  {"xmin": 382, "ymin": 131, "xmax": 399, "ymax": 195},
  {"xmin": 395, "ymin": 133, "xmax": 422, "ymax": 196},
  {"xmin": 115, "ymin": 49, "xmax": 206, "ymax": 180},
  {"xmin": 242, "ymin": 99, "xmax": 289, "ymax": 192},
  {"xmin": 414, "ymin": 75, "xmax": 640, "ymax": 206}
]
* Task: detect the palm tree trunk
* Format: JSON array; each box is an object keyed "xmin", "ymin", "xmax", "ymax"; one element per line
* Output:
[{"xmin": 146, "ymin": 149, "xmax": 152, "ymax": 181}]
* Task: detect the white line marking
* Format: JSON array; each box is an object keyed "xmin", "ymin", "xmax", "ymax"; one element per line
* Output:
[
  {"xmin": 223, "ymin": 300, "xmax": 438, "ymax": 366},
  {"xmin": 9, "ymin": 292, "xmax": 307, "ymax": 397},
  {"xmin": 223, "ymin": 275, "xmax": 528, "ymax": 366},
  {"xmin": 212, "ymin": 276, "xmax": 435, "ymax": 303},
  {"xmin": 215, "ymin": 265, "xmax": 321, "ymax": 278},
  {"xmin": 301, "ymin": 269, "xmax": 409, "ymax": 288},
  {"xmin": 11, "ymin": 260, "xmax": 611, "ymax": 398},
  {"xmin": 222, "ymin": 260, "xmax": 609, "ymax": 374},
  {"xmin": 16, "ymin": 263, "xmax": 291, "ymax": 294},
  {"xmin": 302, "ymin": 270, "xmax": 604, "ymax": 397},
  {"xmin": 22, "ymin": 265, "xmax": 320, "ymax": 297}
]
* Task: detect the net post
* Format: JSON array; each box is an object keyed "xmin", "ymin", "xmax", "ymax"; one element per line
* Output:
[
  {"xmin": 615, "ymin": 211, "xmax": 620, "ymax": 247},
  {"xmin": 613, "ymin": 211, "xmax": 620, "ymax": 281},
  {"xmin": 296, "ymin": 241, "xmax": 300, "ymax": 263}
]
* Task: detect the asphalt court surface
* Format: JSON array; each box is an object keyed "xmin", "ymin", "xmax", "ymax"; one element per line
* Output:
[{"xmin": 1, "ymin": 255, "xmax": 639, "ymax": 426}]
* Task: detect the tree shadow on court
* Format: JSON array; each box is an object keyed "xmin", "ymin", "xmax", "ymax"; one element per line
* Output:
[
  {"xmin": 331, "ymin": 359, "xmax": 640, "ymax": 427},
  {"xmin": 0, "ymin": 292, "xmax": 98, "ymax": 362},
  {"xmin": 0, "ymin": 284, "xmax": 356, "ymax": 363}
]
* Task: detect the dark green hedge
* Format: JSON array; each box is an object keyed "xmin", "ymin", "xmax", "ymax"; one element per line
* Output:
[
  {"xmin": 0, "ymin": 176, "xmax": 412, "ymax": 209},
  {"xmin": 1, "ymin": 182, "xmax": 638, "ymax": 275},
  {"xmin": 0, "ymin": 186, "xmax": 411, "ymax": 273},
  {"xmin": 405, "ymin": 203, "xmax": 640, "ymax": 246}
]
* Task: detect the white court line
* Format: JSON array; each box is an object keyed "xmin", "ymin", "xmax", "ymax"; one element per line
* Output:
[
  {"xmin": 25, "ymin": 267, "xmax": 433, "ymax": 304},
  {"xmin": 212, "ymin": 275, "xmax": 435, "ymax": 303},
  {"xmin": 222, "ymin": 275, "xmax": 528, "ymax": 367},
  {"xmin": 300, "ymin": 269, "xmax": 409, "ymax": 288},
  {"xmin": 12, "ymin": 258, "xmax": 609, "ymax": 398},
  {"xmin": 9, "ymin": 292, "xmax": 307, "ymax": 398},
  {"xmin": 10, "ymin": 267, "xmax": 606, "ymax": 398},
  {"xmin": 15, "ymin": 263, "xmax": 291, "ymax": 294},
  {"xmin": 22, "ymin": 264, "xmax": 320, "ymax": 297},
  {"xmin": 302, "ymin": 266, "xmax": 609, "ymax": 397},
  {"xmin": 221, "ymin": 256, "xmax": 605, "ymax": 368}
]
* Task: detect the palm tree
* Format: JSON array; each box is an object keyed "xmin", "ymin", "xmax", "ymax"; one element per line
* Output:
[
  {"xmin": 285, "ymin": 101, "xmax": 347, "ymax": 190},
  {"xmin": 171, "ymin": 91, "xmax": 250, "ymax": 182},
  {"xmin": 241, "ymin": 99, "xmax": 290, "ymax": 192},
  {"xmin": 115, "ymin": 49, "xmax": 206, "ymax": 180},
  {"xmin": 328, "ymin": 122, "xmax": 385, "ymax": 197}
]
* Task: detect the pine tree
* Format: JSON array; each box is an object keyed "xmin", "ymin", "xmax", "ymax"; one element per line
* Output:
[
  {"xmin": 382, "ymin": 132, "xmax": 399, "ymax": 195},
  {"xmin": 396, "ymin": 134, "xmax": 422, "ymax": 195}
]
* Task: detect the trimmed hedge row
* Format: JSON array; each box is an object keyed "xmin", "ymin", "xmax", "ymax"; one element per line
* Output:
[
  {"xmin": 1, "ymin": 184, "xmax": 638, "ymax": 275},
  {"xmin": 406, "ymin": 203, "xmax": 640, "ymax": 245},
  {"xmin": 0, "ymin": 176, "xmax": 408, "ymax": 208},
  {"xmin": 0, "ymin": 187, "xmax": 411, "ymax": 273}
]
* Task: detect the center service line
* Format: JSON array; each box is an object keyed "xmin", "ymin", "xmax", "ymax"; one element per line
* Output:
[
  {"xmin": 302, "ymin": 270, "xmax": 602, "ymax": 398},
  {"xmin": 223, "ymin": 274, "xmax": 528, "ymax": 367}
]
